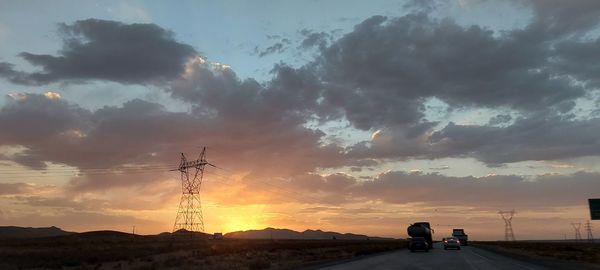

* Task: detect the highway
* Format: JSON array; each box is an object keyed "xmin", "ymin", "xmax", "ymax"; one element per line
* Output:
[{"xmin": 315, "ymin": 243, "xmax": 549, "ymax": 270}]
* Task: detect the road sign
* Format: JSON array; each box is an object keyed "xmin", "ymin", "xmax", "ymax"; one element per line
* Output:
[{"xmin": 590, "ymin": 199, "xmax": 600, "ymax": 220}]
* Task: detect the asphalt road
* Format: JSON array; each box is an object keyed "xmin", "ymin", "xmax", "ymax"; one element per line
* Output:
[{"xmin": 315, "ymin": 243, "xmax": 550, "ymax": 270}]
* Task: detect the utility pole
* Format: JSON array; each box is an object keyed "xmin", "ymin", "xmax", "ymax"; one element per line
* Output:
[
  {"xmin": 584, "ymin": 220, "xmax": 594, "ymax": 243},
  {"xmin": 498, "ymin": 210, "xmax": 516, "ymax": 241},
  {"xmin": 172, "ymin": 147, "xmax": 214, "ymax": 234},
  {"xmin": 571, "ymin": 222, "xmax": 582, "ymax": 242}
]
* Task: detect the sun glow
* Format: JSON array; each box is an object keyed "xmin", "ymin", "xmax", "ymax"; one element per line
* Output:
[{"xmin": 213, "ymin": 204, "xmax": 269, "ymax": 233}]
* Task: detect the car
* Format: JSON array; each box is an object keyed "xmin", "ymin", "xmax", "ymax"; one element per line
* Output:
[
  {"xmin": 409, "ymin": 237, "xmax": 429, "ymax": 252},
  {"xmin": 443, "ymin": 237, "xmax": 461, "ymax": 250}
]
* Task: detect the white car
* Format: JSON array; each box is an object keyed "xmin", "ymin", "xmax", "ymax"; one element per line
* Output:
[{"xmin": 443, "ymin": 237, "xmax": 461, "ymax": 250}]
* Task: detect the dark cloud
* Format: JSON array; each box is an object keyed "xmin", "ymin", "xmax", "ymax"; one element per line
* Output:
[
  {"xmin": 429, "ymin": 114, "xmax": 600, "ymax": 164},
  {"xmin": 247, "ymin": 170, "xmax": 599, "ymax": 209},
  {"xmin": 355, "ymin": 170, "xmax": 600, "ymax": 208},
  {"xmin": 344, "ymin": 111, "xmax": 600, "ymax": 165},
  {"xmin": 523, "ymin": 0, "xmax": 600, "ymax": 36},
  {"xmin": 257, "ymin": 42, "xmax": 287, "ymax": 57},
  {"xmin": 0, "ymin": 90, "xmax": 350, "ymax": 190},
  {"xmin": 0, "ymin": 94, "xmax": 90, "ymax": 169},
  {"xmin": 0, "ymin": 93, "xmax": 189, "ymax": 175},
  {"xmin": 0, "ymin": 19, "xmax": 196, "ymax": 85},
  {"xmin": 312, "ymin": 13, "xmax": 584, "ymax": 131},
  {"xmin": 298, "ymin": 29, "xmax": 329, "ymax": 50},
  {"xmin": 345, "ymin": 123, "xmax": 435, "ymax": 160},
  {"xmin": 255, "ymin": 37, "xmax": 291, "ymax": 57},
  {"xmin": 4, "ymin": 0, "xmax": 600, "ymax": 194},
  {"xmin": 488, "ymin": 114, "xmax": 512, "ymax": 126},
  {"xmin": 553, "ymin": 38, "xmax": 600, "ymax": 88}
]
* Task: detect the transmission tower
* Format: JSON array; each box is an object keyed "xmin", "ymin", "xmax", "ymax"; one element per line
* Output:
[
  {"xmin": 584, "ymin": 220, "xmax": 594, "ymax": 242},
  {"xmin": 571, "ymin": 222, "xmax": 582, "ymax": 241},
  {"xmin": 172, "ymin": 147, "xmax": 214, "ymax": 233},
  {"xmin": 498, "ymin": 210, "xmax": 516, "ymax": 241}
]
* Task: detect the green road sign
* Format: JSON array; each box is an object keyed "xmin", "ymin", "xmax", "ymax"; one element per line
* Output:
[{"xmin": 590, "ymin": 199, "xmax": 600, "ymax": 220}]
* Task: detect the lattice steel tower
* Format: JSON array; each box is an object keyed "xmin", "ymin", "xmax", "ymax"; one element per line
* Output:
[
  {"xmin": 585, "ymin": 220, "xmax": 594, "ymax": 242},
  {"xmin": 571, "ymin": 222, "xmax": 582, "ymax": 241},
  {"xmin": 172, "ymin": 147, "xmax": 213, "ymax": 233},
  {"xmin": 499, "ymin": 210, "xmax": 516, "ymax": 241}
]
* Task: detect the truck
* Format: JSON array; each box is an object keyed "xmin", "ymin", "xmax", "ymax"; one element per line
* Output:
[
  {"xmin": 452, "ymin": 228, "xmax": 468, "ymax": 245},
  {"xmin": 407, "ymin": 222, "xmax": 434, "ymax": 249}
]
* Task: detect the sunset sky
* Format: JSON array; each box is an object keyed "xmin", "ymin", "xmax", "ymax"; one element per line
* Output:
[{"xmin": 1, "ymin": 0, "xmax": 599, "ymax": 240}]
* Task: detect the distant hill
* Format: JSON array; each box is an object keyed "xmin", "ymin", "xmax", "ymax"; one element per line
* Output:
[
  {"xmin": 225, "ymin": 227, "xmax": 393, "ymax": 240},
  {"xmin": 0, "ymin": 226, "xmax": 73, "ymax": 239},
  {"xmin": 0, "ymin": 226, "xmax": 392, "ymax": 240},
  {"xmin": 76, "ymin": 230, "xmax": 136, "ymax": 239},
  {"xmin": 161, "ymin": 229, "xmax": 212, "ymax": 238}
]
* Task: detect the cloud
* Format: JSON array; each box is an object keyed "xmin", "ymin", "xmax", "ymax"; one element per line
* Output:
[
  {"xmin": 298, "ymin": 29, "xmax": 329, "ymax": 50},
  {"xmin": 0, "ymin": 90, "xmax": 350, "ymax": 190},
  {"xmin": 354, "ymin": 170, "xmax": 600, "ymax": 208},
  {"xmin": 522, "ymin": 0, "xmax": 600, "ymax": 36},
  {"xmin": 3, "ymin": 1, "xmax": 600, "ymax": 192},
  {"xmin": 429, "ymin": 114, "xmax": 600, "ymax": 164},
  {"xmin": 488, "ymin": 114, "xmax": 512, "ymax": 126},
  {"xmin": 0, "ymin": 93, "xmax": 91, "ymax": 157},
  {"xmin": 256, "ymin": 42, "xmax": 290, "ymax": 58},
  {"xmin": 0, "ymin": 19, "xmax": 196, "ymax": 85},
  {"xmin": 254, "ymin": 36, "xmax": 291, "ymax": 57},
  {"xmin": 311, "ymin": 13, "xmax": 586, "ymax": 131},
  {"xmin": 13, "ymin": 178, "xmax": 179, "ymax": 211},
  {"xmin": 0, "ymin": 183, "xmax": 39, "ymax": 195},
  {"xmin": 231, "ymin": 169, "xmax": 599, "ymax": 209}
]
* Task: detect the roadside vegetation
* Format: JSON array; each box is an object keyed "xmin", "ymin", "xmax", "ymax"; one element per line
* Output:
[
  {"xmin": 0, "ymin": 234, "xmax": 406, "ymax": 269},
  {"xmin": 474, "ymin": 241, "xmax": 600, "ymax": 265}
]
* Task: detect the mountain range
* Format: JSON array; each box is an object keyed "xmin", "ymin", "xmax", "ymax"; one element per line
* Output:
[
  {"xmin": 224, "ymin": 227, "xmax": 392, "ymax": 240},
  {"xmin": 0, "ymin": 226, "xmax": 74, "ymax": 238},
  {"xmin": 0, "ymin": 226, "xmax": 392, "ymax": 240}
]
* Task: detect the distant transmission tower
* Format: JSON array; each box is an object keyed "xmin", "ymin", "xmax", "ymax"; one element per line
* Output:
[
  {"xmin": 172, "ymin": 147, "xmax": 214, "ymax": 233},
  {"xmin": 499, "ymin": 210, "xmax": 516, "ymax": 241},
  {"xmin": 571, "ymin": 222, "xmax": 582, "ymax": 241},
  {"xmin": 584, "ymin": 220, "xmax": 594, "ymax": 242}
]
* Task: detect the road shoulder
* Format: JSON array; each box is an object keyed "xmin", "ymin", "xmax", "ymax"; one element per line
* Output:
[{"xmin": 473, "ymin": 244, "xmax": 600, "ymax": 270}]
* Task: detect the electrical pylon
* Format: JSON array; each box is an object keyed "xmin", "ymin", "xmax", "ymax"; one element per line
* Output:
[
  {"xmin": 584, "ymin": 220, "xmax": 594, "ymax": 242},
  {"xmin": 498, "ymin": 210, "xmax": 516, "ymax": 241},
  {"xmin": 172, "ymin": 147, "xmax": 213, "ymax": 233},
  {"xmin": 571, "ymin": 222, "xmax": 582, "ymax": 241}
]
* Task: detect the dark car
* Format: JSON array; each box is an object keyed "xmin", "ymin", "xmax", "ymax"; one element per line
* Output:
[
  {"xmin": 409, "ymin": 237, "xmax": 429, "ymax": 252},
  {"xmin": 443, "ymin": 237, "xmax": 461, "ymax": 250}
]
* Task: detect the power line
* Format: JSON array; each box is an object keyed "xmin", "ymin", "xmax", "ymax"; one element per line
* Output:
[
  {"xmin": 0, "ymin": 164, "xmax": 175, "ymax": 173},
  {"xmin": 0, "ymin": 168, "xmax": 174, "ymax": 178}
]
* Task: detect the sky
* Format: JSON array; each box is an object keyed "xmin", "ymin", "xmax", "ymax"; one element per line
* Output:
[{"xmin": 0, "ymin": 0, "xmax": 599, "ymax": 240}]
